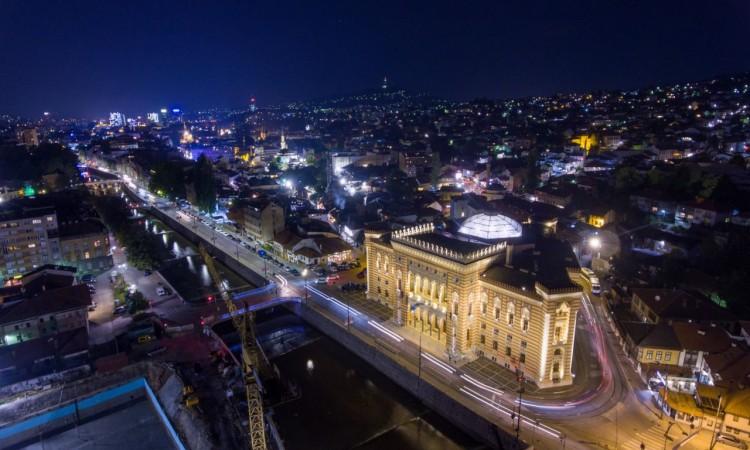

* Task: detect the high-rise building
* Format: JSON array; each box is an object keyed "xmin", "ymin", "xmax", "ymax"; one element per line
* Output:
[
  {"xmin": 0, "ymin": 205, "xmax": 61, "ymax": 280},
  {"xmin": 16, "ymin": 128, "xmax": 39, "ymax": 147},
  {"xmin": 147, "ymin": 112, "xmax": 160, "ymax": 124},
  {"xmin": 108, "ymin": 112, "xmax": 125, "ymax": 127}
]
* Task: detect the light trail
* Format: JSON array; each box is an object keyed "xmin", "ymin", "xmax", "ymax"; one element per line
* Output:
[
  {"xmin": 423, "ymin": 352, "xmax": 456, "ymax": 374},
  {"xmin": 368, "ymin": 320, "xmax": 404, "ymax": 342},
  {"xmin": 307, "ymin": 285, "xmax": 361, "ymax": 317},
  {"xmin": 460, "ymin": 386, "xmax": 562, "ymax": 439},
  {"xmin": 460, "ymin": 374, "xmax": 503, "ymax": 395},
  {"xmin": 274, "ymin": 274, "xmax": 288, "ymax": 287}
]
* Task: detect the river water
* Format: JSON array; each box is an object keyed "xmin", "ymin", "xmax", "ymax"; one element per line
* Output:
[
  {"xmin": 252, "ymin": 310, "xmax": 486, "ymax": 450},
  {"xmin": 141, "ymin": 216, "xmax": 253, "ymax": 303}
]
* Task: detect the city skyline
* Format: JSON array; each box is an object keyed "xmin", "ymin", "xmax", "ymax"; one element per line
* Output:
[{"xmin": 1, "ymin": 0, "xmax": 748, "ymax": 117}]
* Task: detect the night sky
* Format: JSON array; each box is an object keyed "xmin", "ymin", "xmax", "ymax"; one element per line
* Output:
[{"xmin": 1, "ymin": 0, "xmax": 748, "ymax": 118}]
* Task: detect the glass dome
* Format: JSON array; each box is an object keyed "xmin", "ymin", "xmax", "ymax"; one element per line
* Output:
[{"xmin": 458, "ymin": 213, "xmax": 522, "ymax": 240}]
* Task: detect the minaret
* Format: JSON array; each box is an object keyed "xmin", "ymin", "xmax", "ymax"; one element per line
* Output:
[
  {"xmin": 280, "ymin": 130, "xmax": 287, "ymax": 150},
  {"xmin": 382, "ymin": 76, "xmax": 388, "ymax": 90}
]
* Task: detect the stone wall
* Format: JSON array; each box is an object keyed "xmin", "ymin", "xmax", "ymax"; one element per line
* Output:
[{"xmin": 146, "ymin": 206, "xmax": 268, "ymax": 288}]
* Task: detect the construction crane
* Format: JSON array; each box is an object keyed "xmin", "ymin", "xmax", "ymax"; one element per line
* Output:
[{"xmin": 199, "ymin": 243, "xmax": 267, "ymax": 450}]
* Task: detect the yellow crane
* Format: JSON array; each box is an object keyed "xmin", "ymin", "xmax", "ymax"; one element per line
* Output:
[{"xmin": 199, "ymin": 243, "xmax": 267, "ymax": 450}]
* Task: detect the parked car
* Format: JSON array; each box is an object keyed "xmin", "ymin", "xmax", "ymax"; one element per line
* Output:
[
  {"xmin": 288, "ymin": 268, "xmax": 300, "ymax": 276},
  {"xmin": 114, "ymin": 305, "xmax": 128, "ymax": 315},
  {"xmin": 357, "ymin": 268, "xmax": 367, "ymax": 279},
  {"xmin": 81, "ymin": 274, "xmax": 95, "ymax": 283},
  {"xmin": 315, "ymin": 277, "xmax": 327, "ymax": 284},
  {"xmin": 156, "ymin": 286, "xmax": 171, "ymax": 296},
  {"xmin": 326, "ymin": 274, "xmax": 341, "ymax": 284},
  {"xmin": 717, "ymin": 434, "xmax": 748, "ymax": 449}
]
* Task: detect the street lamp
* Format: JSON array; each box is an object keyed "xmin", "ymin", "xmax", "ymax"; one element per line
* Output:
[
  {"xmin": 589, "ymin": 235, "xmax": 602, "ymax": 260},
  {"xmin": 409, "ymin": 302, "xmax": 424, "ymax": 391},
  {"xmin": 302, "ymin": 268, "xmax": 309, "ymax": 304}
]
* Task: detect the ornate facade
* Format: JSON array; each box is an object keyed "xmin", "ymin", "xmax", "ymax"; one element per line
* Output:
[{"xmin": 365, "ymin": 214, "xmax": 583, "ymax": 388}]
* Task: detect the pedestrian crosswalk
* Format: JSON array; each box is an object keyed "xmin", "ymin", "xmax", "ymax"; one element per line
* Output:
[{"xmin": 620, "ymin": 422, "xmax": 679, "ymax": 450}]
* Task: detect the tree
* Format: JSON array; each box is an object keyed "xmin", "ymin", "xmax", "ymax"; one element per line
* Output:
[
  {"xmin": 385, "ymin": 167, "xmax": 417, "ymax": 202},
  {"xmin": 659, "ymin": 252, "xmax": 685, "ymax": 287},
  {"xmin": 524, "ymin": 148, "xmax": 540, "ymax": 191},
  {"xmin": 127, "ymin": 291, "xmax": 149, "ymax": 314},
  {"xmin": 430, "ymin": 151, "xmax": 442, "ymax": 189},
  {"xmin": 192, "ymin": 155, "xmax": 217, "ymax": 213},
  {"xmin": 149, "ymin": 161, "xmax": 186, "ymax": 199},
  {"xmin": 614, "ymin": 166, "xmax": 645, "ymax": 193}
]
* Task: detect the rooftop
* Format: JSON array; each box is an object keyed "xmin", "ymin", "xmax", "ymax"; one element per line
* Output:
[
  {"xmin": 0, "ymin": 284, "xmax": 90, "ymax": 324},
  {"xmin": 458, "ymin": 213, "xmax": 522, "ymax": 240}
]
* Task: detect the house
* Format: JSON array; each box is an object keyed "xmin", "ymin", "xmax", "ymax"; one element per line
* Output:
[
  {"xmin": 630, "ymin": 288, "xmax": 732, "ymax": 325},
  {"xmin": 620, "ymin": 322, "xmax": 682, "ymax": 370},
  {"xmin": 243, "ymin": 199, "xmax": 285, "ymax": 243},
  {"xmin": 0, "ymin": 269, "xmax": 91, "ymax": 385},
  {"xmin": 273, "ymin": 230, "xmax": 353, "ymax": 266},
  {"xmin": 630, "ymin": 191, "xmax": 678, "ymax": 218},
  {"xmin": 675, "ymin": 201, "xmax": 730, "ymax": 228},
  {"xmin": 532, "ymin": 186, "xmax": 573, "ymax": 208},
  {"xmin": 586, "ymin": 206, "xmax": 616, "ymax": 228}
]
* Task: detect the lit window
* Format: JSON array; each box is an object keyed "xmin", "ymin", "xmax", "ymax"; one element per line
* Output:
[{"xmin": 646, "ymin": 351, "xmax": 653, "ymax": 360}]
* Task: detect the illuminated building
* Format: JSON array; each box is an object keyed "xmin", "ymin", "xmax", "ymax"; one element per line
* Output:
[
  {"xmin": 147, "ymin": 112, "xmax": 160, "ymax": 124},
  {"xmin": 16, "ymin": 128, "xmax": 39, "ymax": 147},
  {"xmin": 108, "ymin": 112, "xmax": 125, "ymax": 128},
  {"xmin": 572, "ymin": 134, "xmax": 597, "ymax": 154},
  {"xmin": 365, "ymin": 214, "xmax": 583, "ymax": 387},
  {"xmin": 0, "ymin": 205, "xmax": 61, "ymax": 280}
]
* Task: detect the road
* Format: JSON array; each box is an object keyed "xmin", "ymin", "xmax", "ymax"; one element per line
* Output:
[{"xmin": 93, "ymin": 166, "xmax": 693, "ymax": 450}]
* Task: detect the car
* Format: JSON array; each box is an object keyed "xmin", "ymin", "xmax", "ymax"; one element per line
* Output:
[
  {"xmin": 156, "ymin": 287, "xmax": 167, "ymax": 296},
  {"xmin": 717, "ymin": 434, "xmax": 748, "ymax": 449},
  {"xmin": 88, "ymin": 301, "xmax": 97, "ymax": 311},
  {"xmin": 288, "ymin": 268, "xmax": 300, "ymax": 276},
  {"xmin": 326, "ymin": 274, "xmax": 341, "ymax": 284},
  {"xmin": 81, "ymin": 274, "xmax": 95, "ymax": 283},
  {"xmin": 357, "ymin": 269, "xmax": 367, "ymax": 279},
  {"xmin": 591, "ymin": 283, "xmax": 602, "ymax": 295},
  {"xmin": 315, "ymin": 277, "xmax": 327, "ymax": 284},
  {"xmin": 137, "ymin": 335, "xmax": 154, "ymax": 344},
  {"xmin": 114, "ymin": 305, "xmax": 127, "ymax": 315},
  {"xmin": 144, "ymin": 269, "xmax": 152, "ymax": 276}
]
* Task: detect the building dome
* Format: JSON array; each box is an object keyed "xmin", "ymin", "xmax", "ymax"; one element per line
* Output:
[{"xmin": 458, "ymin": 213, "xmax": 522, "ymax": 240}]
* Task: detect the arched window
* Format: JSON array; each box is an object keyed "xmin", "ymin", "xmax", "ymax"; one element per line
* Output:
[
  {"xmin": 554, "ymin": 303, "xmax": 570, "ymax": 344},
  {"xmin": 481, "ymin": 292, "xmax": 488, "ymax": 315},
  {"xmin": 521, "ymin": 307, "xmax": 530, "ymax": 332},
  {"xmin": 507, "ymin": 302, "xmax": 515, "ymax": 326}
]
